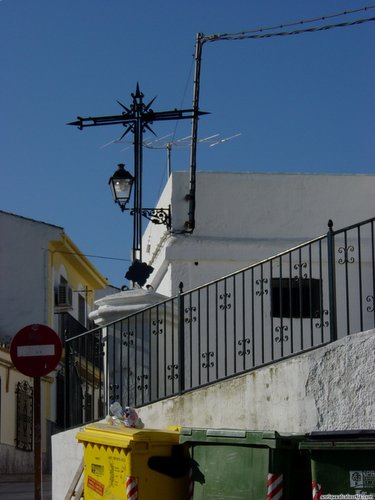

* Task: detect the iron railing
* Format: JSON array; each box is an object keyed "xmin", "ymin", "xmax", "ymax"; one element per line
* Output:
[{"xmin": 64, "ymin": 217, "xmax": 375, "ymax": 428}]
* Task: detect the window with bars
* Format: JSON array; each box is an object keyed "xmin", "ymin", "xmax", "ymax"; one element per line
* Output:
[
  {"xmin": 271, "ymin": 278, "xmax": 322, "ymax": 318},
  {"xmin": 15, "ymin": 380, "xmax": 33, "ymax": 451}
]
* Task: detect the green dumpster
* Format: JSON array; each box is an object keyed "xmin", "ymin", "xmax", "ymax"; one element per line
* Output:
[
  {"xmin": 300, "ymin": 430, "xmax": 375, "ymax": 497},
  {"xmin": 179, "ymin": 427, "xmax": 311, "ymax": 499}
]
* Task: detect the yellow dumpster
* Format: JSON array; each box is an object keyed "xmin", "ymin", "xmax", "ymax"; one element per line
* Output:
[{"xmin": 76, "ymin": 423, "xmax": 189, "ymax": 499}]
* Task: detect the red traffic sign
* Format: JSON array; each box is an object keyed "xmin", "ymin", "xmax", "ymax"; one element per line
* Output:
[{"xmin": 10, "ymin": 324, "xmax": 62, "ymax": 377}]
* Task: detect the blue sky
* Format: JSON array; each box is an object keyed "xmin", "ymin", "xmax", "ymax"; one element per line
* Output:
[{"xmin": 1, "ymin": 1, "xmax": 374, "ymax": 288}]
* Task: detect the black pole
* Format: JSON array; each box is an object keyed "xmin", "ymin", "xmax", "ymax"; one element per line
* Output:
[
  {"xmin": 64, "ymin": 337, "xmax": 70, "ymax": 429},
  {"xmin": 34, "ymin": 376, "xmax": 42, "ymax": 500},
  {"xmin": 132, "ymin": 86, "xmax": 143, "ymax": 264},
  {"xmin": 187, "ymin": 33, "xmax": 205, "ymax": 232}
]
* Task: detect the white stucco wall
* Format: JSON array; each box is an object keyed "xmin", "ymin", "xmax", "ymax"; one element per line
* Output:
[
  {"xmin": 137, "ymin": 329, "xmax": 375, "ymax": 432},
  {"xmin": 143, "ymin": 172, "xmax": 375, "ymax": 296},
  {"xmin": 0, "ymin": 211, "xmax": 63, "ymax": 339},
  {"xmin": 52, "ymin": 329, "xmax": 375, "ymax": 499}
]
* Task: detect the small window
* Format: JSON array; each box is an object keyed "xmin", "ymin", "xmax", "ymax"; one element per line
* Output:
[{"xmin": 271, "ymin": 278, "xmax": 322, "ymax": 318}]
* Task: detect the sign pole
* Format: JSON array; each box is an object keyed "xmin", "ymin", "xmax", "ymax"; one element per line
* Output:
[
  {"xmin": 34, "ymin": 376, "xmax": 42, "ymax": 500},
  {"xmin": 10, "ymin": 325, "xmax": 62, "ymax": 500}
]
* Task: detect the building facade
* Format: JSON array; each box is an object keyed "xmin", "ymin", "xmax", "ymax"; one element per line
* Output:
[{"xmin": 0, "ymin": 211, "xmax": 108, "ymax": 473}]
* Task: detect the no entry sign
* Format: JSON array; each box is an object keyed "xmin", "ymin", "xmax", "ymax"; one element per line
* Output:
[{"xmin": 10, "ymin": 324, "xmax": 62, "ymax": 377}]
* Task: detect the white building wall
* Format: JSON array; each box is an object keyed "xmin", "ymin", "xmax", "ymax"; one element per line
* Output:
[
  {"xmin": 0, "ymin": 211, "xmax": 63, "ymax": 340},
  {"xmin": 143, "ymin": 172, "xmax": 375, "ymax": 296}
]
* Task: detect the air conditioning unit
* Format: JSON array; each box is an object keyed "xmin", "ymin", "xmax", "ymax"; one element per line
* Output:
[{"xmin": 55, "ymin": 284, "xmax": 73, "ymax": 308}]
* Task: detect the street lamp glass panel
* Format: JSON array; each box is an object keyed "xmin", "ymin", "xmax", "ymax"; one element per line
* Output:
[{"xmin": 109, "ymin": 163, "xmax": 134, "ymax": 209}]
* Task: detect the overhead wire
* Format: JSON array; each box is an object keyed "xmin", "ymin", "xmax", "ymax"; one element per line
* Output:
[
  {"xmin": 48, "ymin": 249, "xmax": 130, "ymax": 262},
  {"xmin": 206, "ymin": 16, "xmax": 375, "ymax": 42},
  {"xmin": 154, "ymin": 51, "xmax": 196, "ymax": 200},
  {"xmin": 203, "ymin": 4, "xmax": 375, "ymax": 42}
]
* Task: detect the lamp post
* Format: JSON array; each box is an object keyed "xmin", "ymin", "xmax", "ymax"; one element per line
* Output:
[
  {"xmin": 108, "ymin": 162, "xmax": 171, "ymax": 284},
  {"xmin": 69, "ymin": 84, "xmax": 207, "ymax": 287}
]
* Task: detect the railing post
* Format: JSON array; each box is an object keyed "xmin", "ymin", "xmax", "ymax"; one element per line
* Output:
[
  {"xmin": 178, "ymin": 282, "xmax": 185, "ymax": 394},
  {"xmin": 327, "ymin": 219, "xmax": 338, "ymax": 342}
]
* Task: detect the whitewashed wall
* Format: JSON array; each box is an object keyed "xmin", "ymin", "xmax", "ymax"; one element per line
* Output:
[{"xmin": 142, "ymin": 172, "xmax": 375, "ymax": 296}]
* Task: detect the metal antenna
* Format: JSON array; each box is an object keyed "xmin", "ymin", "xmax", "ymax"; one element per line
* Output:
[{"xmin": 101, "ymin": 132, "xmax": 241, "ymax": 176}]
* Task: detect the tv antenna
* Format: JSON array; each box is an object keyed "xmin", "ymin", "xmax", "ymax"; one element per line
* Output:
[{"xmin": 101, "ymin": 132, "xmax": 241, "ymax": 176}]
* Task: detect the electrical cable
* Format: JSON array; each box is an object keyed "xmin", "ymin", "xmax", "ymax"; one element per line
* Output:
[
  {"xmin": 154, "ymin": 55, "xmax": 196, "ymax": 200},
  {"xmin": 205, "ymin": 16, "xmax": 375, "ymax": 43},
  {"xmin": 47, "ymin": 249, "xmax": 130, "ymax": 262},
  {"xmin": 202, "ymin": 5, "xmax": 375, "ymax": 43}
]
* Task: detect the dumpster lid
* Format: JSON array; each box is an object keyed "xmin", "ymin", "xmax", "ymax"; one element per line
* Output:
[
  {"xmin": 300, "ymin": 430, "xmax": 375, "ymax": 450},
  {"xmin": 179, "ymin": 427, "xmax": 304, "ymax": 448},
  {"xmin": 76, "ymin": 423, "xmax": 181, "ymax": 449},
  {"xmin": 307, "ymin": 430, "xmax": 375, "ymax": 440}
]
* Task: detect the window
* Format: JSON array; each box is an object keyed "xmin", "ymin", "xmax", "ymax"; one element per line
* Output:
[
  {"xmin": 271, "ymin": 278, "xmax": 322, "ymax": 318},
  {"xmin": 15, "ymin": 381, "xmax": 33, "ymax": 451}
]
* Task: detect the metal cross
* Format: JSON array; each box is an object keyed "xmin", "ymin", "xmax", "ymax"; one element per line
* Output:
[{"xmin": 68, "ymin": 83, "xmax": 207, "ymax": 282}]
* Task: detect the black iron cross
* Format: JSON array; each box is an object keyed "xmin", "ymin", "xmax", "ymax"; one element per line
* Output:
[{"xmin": 68, "ymin": 83, "xmax": 207, "ymax": 286}]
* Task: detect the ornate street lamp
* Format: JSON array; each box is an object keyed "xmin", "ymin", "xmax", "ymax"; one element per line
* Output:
[
  {"xmin": 108, "ymin": 163, "xmax": 134, "ymax": 211},
  {"xmin": 69, "ymin": 84, "xmax": 207, "ymax": 287}
]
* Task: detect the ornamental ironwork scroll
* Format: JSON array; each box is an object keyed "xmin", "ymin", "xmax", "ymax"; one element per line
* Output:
[
  {"xmin": 152, "ymin": 319, "xmax": 163, "ymax": 335},
  {"xmin": 167, "ymin": 364, "xmax": 179, "ymax": 380},
  {"xmin": 238, "ymin": 338, "xmax": 251, "ymax": 356},
  {"xmin": 122, "ymin": 330, "xmax": 134, "ymax": 346},
  {"xmin": 202, "ymin": 351, "xmax": 215, "ymax": 368},
  {"xmin": 337, "ymin": 245, "xmax": 355, "ymax": 264},
  {"xmin": 275, "ymin": 325, "xmax": 289, "ymax": 343},
  {"xmin": 366, "ymin": 295, "xmax": 375, "ymax": 313},
  {"xmin": 315, "ymin": 309, "xmax": 329, "ymax": 328},
  {"xmin": 294, "ymin": 262, "xmax": 308, "ymax": 279},
  {"xmin": 256, "ymin": 278, "xmax": 268, "ymax": 296},
  {"xmin": 184, "ymin": 306, "xmax": 197, "ymax": 324},
  {"xmin": 109, "ymin": 384, "xmax": 120, "ymax": 401},
  {"xmin": 129, "ymin": 208, "xmax": 171, "ymax": 227},
  {"xmin": 219, "ymin": 292, "xmax": 232, "ymax": 310},
  {"xmin": 137, "ymin": 374, "xmax": 149, "ymax": 391}
]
